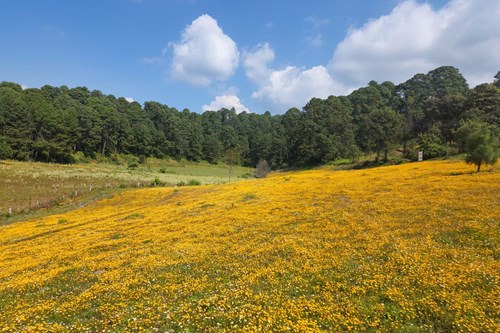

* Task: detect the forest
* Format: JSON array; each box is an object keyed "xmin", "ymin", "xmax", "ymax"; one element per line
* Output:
[{"xmin": 0, "ymin": 66, "xmax": 498, "ymax": 168}]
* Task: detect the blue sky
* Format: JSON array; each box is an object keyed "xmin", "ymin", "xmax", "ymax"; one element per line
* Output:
[{"xmin": 1, "ymin": 0, "xmax": 498, "ymax": 114}]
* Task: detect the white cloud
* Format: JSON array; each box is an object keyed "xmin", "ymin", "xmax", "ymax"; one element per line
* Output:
[
  {"xmin": 304, "ymin": 16, "xmax": 330, "ymax": 29},
  {"xmin": 242, "ymin": 43, "xmax": 275, "ymax": 84},
  {"xmin": 170, "ymin": 14, "xmax": 239, "ymax": 86},
  {"xmin": 21, "ymin": 84, "xmax": 28, "ymax": 90},
  {"xmin": 307, "ymin": 33, "xmax": 324, "ymax": 47},
  {"xmin": 124, "ymin": 97, "xmax": 135, "ymax": 103},
  {"xmin": 329, "ymin": 0, "xmax": 500, "ymax": 90},
  {"xmin": 141, "ymin": 56, "xmax": 164, "ymax": 65},
  {"xmin": 243, "ymin": 43, "xmax": 337, "ymax": 111},
  {"xmin": 202, "ymin": 95, "xmax": 249, "ymax": 113},
  {"xmin": 304, "ymin": 17, "xmax": 328, "ymax": 48}
]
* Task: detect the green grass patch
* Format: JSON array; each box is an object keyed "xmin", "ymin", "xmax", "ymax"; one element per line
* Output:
[{"xmin": 0, "ymin": 159, "xmax": 252, "ymax": 223}]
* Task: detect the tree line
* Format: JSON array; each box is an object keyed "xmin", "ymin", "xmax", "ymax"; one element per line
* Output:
[{"xmin": 0, "ymin": 66, "xmax": 498, "ymax": 168}]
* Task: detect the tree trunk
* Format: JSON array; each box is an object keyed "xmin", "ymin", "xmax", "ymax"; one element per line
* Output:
[
  {"xmin": 384, "ymin": 149, "xmax": 388, "ymax": 162},
  {"xmin": 101, "ymin": 139, "xmax": 107, "ymax": 156},
  {"xmin": 477, "ymin": 162, "xmax": 481, "ymax": 172}
]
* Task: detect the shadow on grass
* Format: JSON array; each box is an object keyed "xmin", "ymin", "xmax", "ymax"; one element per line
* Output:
[{"xmin": 446, "ymin": 171, "xmax": 475, "ymax": 176}]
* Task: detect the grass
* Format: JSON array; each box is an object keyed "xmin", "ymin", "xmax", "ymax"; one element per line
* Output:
[
  {"xmin": 0, "ymin": 160, "xmax": 498, "ymax": 332},
  {"xmin": 0, "ymin": 159, "xmax": 252, "ymax": 220}
]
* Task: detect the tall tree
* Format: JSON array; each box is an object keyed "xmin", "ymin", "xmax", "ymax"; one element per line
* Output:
[
  {"xmin": 457, "ymin": 121, "xmax": 499, "ymax": 172},
  {"xmin": 360, "ymin": 107, "xmax": 402, "ymax": 162}
]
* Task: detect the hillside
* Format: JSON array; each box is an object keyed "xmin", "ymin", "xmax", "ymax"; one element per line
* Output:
[
  {"xmin": 2, "ymin": 66, "xmax": 499, "ymax": 169},
  {"xmin": 0, "ymin": 159, "xmax": 252, "ymax": 219},
  {"xmin": 0, "ymin": 161, "xmax": 499, "ymax": 332}
]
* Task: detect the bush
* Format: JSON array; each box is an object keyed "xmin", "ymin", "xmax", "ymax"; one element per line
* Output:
[
  {"xmin": 239, "ymin": 172, "xmax": 253, "ymax": 179},
  {"xmin": 187, "ymin": 179, "xmax": 201, "ymax": 186},
  {"xmin": 128, "ymin": 163, "xmax": 138, "ymax": 170},
  {"xmin": 176, "ymin": 179, "xmax": 201, "ymax": 186},
  {"xmin": 150, "ymin": 178, "xmax": 166, "ymax": 187},
  {"xmin": 389, "ymin": 158, "xmax": 411, "ymax": 165},
  {"xmin": 120, "ymin": 154, "xmax": 140, "ymax": 166},
  {"xmin": 110, "ymin": 153, "xmax": 120, "ymax": 164},
  {"xmin": 418, "ymin": 124, "xmax": 446, "ymax": 159},
  {"xmin": 72, "ymin": 151, "xmax": 92, "ymax": 163}
]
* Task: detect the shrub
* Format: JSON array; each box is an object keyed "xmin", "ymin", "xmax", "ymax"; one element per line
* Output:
[
  {"xmin": 418, "ymin": 124, "xmax": 446, "ymax": 159},
  {"xmin": 187, "ymin": 179, "xmax": 201, "ymax": 186},
  {"xmin": 72, "ymin": 151, "xmax": 92, "ymax": 163},
  {"xmin": 150, "ymin": 178, "xmax": 166, "ymax": 187},
  {"xmin": 239, "ymin": 172, "xmax": 253, "ymax": 179},
  {"xmin": 175, "ymin": 180, "xmax": 201, "ymax": 186},
  {"xmin": 389, "ymin": 158, "xmax": 411, "ymax": 165}
]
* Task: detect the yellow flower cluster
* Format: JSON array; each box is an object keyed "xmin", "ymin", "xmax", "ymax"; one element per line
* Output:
[{"xmin": 0, "ymin": 160, "xmax": 498, "ymax": 332}]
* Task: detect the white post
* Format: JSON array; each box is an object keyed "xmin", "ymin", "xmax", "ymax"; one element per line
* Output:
[{"xmin": 418, "ymin": 151, "xmax": 423, "ymax": 162}]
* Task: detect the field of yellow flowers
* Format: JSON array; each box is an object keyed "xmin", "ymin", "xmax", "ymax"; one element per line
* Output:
[{"xmin": 0, "ymin": 160, "xmax": 498, "ymax": 332}]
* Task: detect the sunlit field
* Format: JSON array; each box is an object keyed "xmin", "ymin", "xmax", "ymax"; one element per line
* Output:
[
  {"xmin": 0, "ymin": 160, "xmax": 498, "ymax": 332},
  {"xmin": 0, "ymin": 160, "xmax": 252, "ymax": 218}
]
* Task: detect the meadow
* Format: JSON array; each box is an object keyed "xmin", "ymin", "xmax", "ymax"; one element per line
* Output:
[
  {"xmin": 0, "ymin": 160, "xmax": 498, "ymax": 332},
  {"xmin": 0, "ymin": 159, "xmax": 252, "ymax": 220}
]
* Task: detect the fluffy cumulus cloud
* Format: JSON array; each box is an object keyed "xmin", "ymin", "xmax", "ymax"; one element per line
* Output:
[
  {"xmin": 243, "ymin": 43, "xmax": 336, "ymax": 111},
  {"xmin": 202, "ymin": 95, "xmax": 249, "ymax": 113},
  {"xmin": 124, "ymin": 97, "xmax": 135, "ymax": 103},
  {"xmin": 329, "ymin": 0, "xmax": 500, "ymax": 91},
  {"xmin": 242, "ymin": 43, "xmax": 275, "ymax": 84},
  {"xmin": 171, "ymin": 14, "xmax": 239, "ymax": 86}
]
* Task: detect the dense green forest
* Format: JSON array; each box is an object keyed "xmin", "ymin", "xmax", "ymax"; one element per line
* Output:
[{"xmin": 1, "ymin": 66, "xmax": 498, "ymax": 168}]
